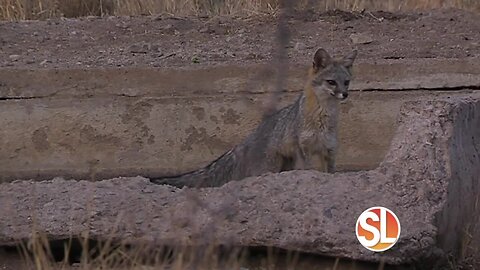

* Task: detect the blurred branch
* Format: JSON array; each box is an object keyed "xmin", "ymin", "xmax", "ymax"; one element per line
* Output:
[{"xmin": 263, "ymin": 0, "xmax": 293, "ymax": 116}]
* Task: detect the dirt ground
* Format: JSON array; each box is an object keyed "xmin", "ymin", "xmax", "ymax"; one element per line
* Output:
[{"xmin": 0, "ymin": 9, "xmax": 479, "ymax": 69}]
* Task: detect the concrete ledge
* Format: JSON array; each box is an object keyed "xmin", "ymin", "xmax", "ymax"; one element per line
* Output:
[
  {"xmin": 1, "ymin": 58, "xmax": 480, "ymax": 98},
  {"xmin": 0, "ymin": 98, "xmax": 478, "ymax": 267}
]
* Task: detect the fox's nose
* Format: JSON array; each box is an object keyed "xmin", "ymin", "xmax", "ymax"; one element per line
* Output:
[{"xmin": 342, "ymin": 93, "xmax": 348, "ymax": 99}]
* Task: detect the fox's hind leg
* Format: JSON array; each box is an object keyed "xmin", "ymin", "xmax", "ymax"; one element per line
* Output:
[
  {"xmin": 307, "ymin": 153, "xmax": 329, "ymax": 172},
  {"xmin": 292, "ymin": 147, "xmax": 308, "ymax": 170}
]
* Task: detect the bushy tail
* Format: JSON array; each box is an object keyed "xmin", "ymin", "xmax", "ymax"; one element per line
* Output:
[{"xmin": 150, "ymin": 148, "xmax": 238, "ymax": 188}]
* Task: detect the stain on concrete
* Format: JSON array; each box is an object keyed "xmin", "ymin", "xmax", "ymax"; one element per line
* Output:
[
  {"xmin": 210, "ymin": 115, "xmax": 219, "ymax": 124},
  {"xmin": 140, "ymin": 126, "xmax": 150, "ymax": 137},
  {"xmin": 221, "ymin": 108, "xmax": 241, "ymax": 125},
  {"xmin": 80, "ymin": 125, "xmax": 121, "ymax": 146},
  {"xmin": 182, "ymin": 126, "xmax": 205, "ymax": 151},
  {"xmin": 166, "ymin": 139, "xmax": 174, "ymax": 147},
  {"xmin": 120, "ymin": 100, "xmax": 154, "ymax": 148},
  {"xmin": 32, "ymin": 127, "xmax": 50, "ymax": 152},
  {"xmin": 192, "ymin": 107, "xmax": 205, "ymax": 121},
  {"xmin": 182, "ymin": 125, "xmax": 229, "ymax": 152},
  {"xmin": 147, "ymin": 135, "xmax": 155, "ymax": 145},
  {"xmin": 121, "ymin": 101, "xmax": 153, "ymax": 124}
]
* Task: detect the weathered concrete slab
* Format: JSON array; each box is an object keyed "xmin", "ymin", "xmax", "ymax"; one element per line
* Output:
[
  {"xmin": 0, "ymin": 59, "xmax": 479, "ymax": 182},
  {"xmin": 1, "ymin": 97, "xmax": 478, "ymax": 267},
  {"xmin": 1, "ymin": 58, "xmax": 480, "ymax": 98}
]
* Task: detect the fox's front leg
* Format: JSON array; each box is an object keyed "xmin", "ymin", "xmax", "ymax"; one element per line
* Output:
[
  {"xmin": 294, "ymin": 147, "xmax": 329, "ymax": 172},
  {"xmin": 309, "ymin": 148, "xmax": 336, "ymax": 173},
  {"xmin": 325, "ymin": 148, "xmax": 336, "ymax": 173}
]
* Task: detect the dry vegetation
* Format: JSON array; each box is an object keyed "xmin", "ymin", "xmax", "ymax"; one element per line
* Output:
[
  {"xmin": 16, "ymin": 233, "xmax": 384, "ymax": 270},
  {"xmin": 15, "ymin": 230, "xmax": 353, "ymax": 270},
  {"xmin": 18, "ymin": 233, "xmax": 249, "ymax": 270},
  {"xmin": 0, "ymin": 0, "xmax": 479, "ymax": 20}
]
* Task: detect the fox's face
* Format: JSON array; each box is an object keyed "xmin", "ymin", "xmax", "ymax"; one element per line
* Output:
[{"xmin": 310, "ymin": 48, "xmax": 357, "ymax": 101}]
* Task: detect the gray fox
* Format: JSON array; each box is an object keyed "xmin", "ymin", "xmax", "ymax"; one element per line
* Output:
[{"xmin": 151, "ymin": 48, "xmax": 357, "ymax": 188}]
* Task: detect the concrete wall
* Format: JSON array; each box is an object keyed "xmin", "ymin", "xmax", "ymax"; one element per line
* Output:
[{"xmin": 0, "ymin": 58, "xmax": 479, "ymax": 182}]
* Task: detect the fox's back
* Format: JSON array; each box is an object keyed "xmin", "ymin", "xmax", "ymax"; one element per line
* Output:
[{"xmin": 232, "ymin": 97, "xmax": 303, "ymax": 175}]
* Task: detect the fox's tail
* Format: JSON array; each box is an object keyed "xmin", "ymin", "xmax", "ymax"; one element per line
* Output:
[{"xmin": 150, "ymin": 148, "xmax": 237, "ymax": 188}]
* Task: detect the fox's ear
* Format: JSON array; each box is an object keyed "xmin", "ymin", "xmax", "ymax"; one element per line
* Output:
[
  {"xmin": 342, "ymin": 50, "xmax": 358, "ymax": 69},
  {"xmin": 312, "ymin": 48, "xmax": 332, "ymax": 72}
]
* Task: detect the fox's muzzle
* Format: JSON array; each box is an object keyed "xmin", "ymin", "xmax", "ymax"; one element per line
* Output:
[{"xmin": 336, "ymin": 92, "xmax": 348, "ymax": 100}]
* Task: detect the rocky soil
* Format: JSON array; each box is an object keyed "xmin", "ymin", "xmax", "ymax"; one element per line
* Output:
[{"xmin": 0, "ymin": 9, "xmax": 479, "ymax": 69}]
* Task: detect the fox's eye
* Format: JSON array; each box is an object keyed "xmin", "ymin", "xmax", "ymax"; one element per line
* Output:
[
  {"xmin": 326, "ymin": 80, "xmax": 336, "ymax": 86},
  {"xmin": 344, "ymin": 80, "xmax": 350, "ymax": 86}
]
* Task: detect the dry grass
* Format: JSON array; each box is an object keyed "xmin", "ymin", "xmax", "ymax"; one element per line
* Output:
[
  {"xmin": 0, "ymin": 0, "xmax": 479, "ymax": 20},
  {"xmin": 15, "ymin": 232, "xmax": 391, "ymax": 270},
  {"xmin": 18, "ymin": 234, "xmax": 248, "ymax": 270}
]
